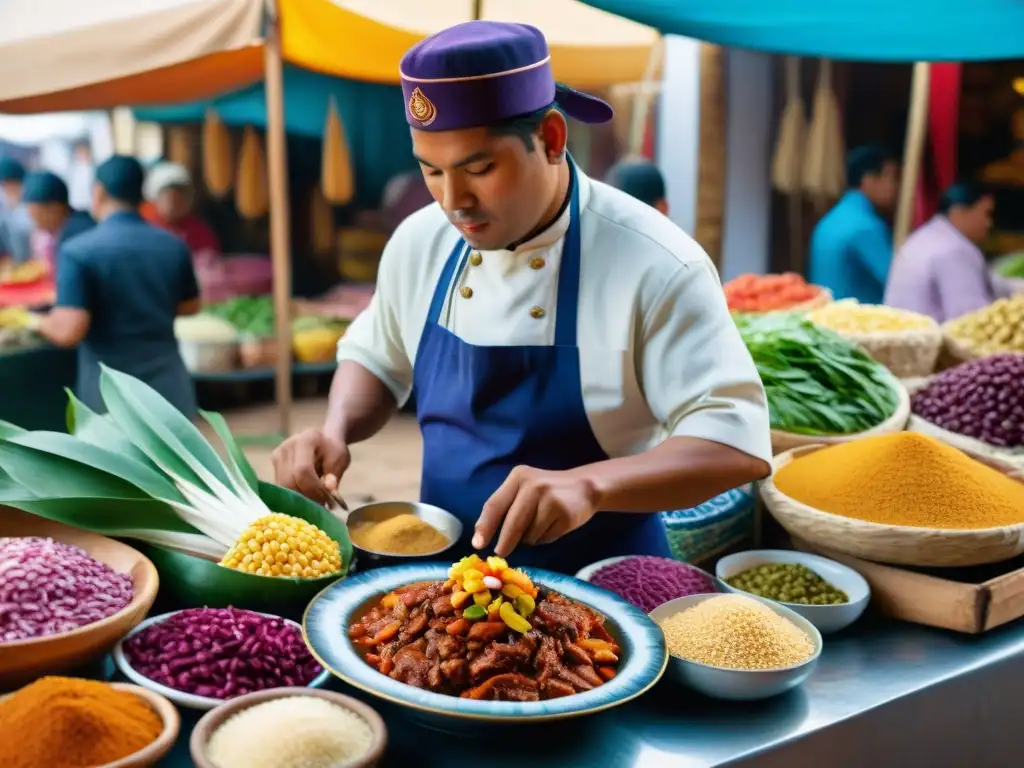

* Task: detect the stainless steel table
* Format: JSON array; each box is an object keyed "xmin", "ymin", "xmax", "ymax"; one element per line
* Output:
[{"xmin": 157, "ymin": 615, "xmax": 1024, "ymax": 767}]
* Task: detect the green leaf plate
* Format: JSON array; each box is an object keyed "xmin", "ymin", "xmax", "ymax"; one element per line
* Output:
[{"xmin": 141, "ymin": 482, "xmax": 353, "ymax": 621}]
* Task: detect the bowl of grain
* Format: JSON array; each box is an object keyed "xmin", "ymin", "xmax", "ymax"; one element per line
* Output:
[
  {"xmin": 190, "ymin": 687, "xmax": 387, "ymax": 768},
  {"xmin": 346, "ymin": 501, "xmax": 462, "ymax": 565},
  {"xmin": 649, "ymin": 593, "xmax": 822, "ymax": 701}
]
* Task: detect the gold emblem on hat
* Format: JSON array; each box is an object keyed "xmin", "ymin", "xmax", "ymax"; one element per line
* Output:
[{"xmin": 408, "ymin": 87, "xmax": 437, "ymax": 127}]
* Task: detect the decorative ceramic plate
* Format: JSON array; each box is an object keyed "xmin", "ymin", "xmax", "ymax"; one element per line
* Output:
[
  {"xmin": 112, "ymin": 610, "xmax": 331, "ymax": 711},
  {"xmin": 303, "ymin": 563, "xmax": 668, "ymax": 722}
]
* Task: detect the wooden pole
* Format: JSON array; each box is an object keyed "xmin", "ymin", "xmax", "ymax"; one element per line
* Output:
[
  {"xmin": 695, "ymin": 43, "xmax": 726, "ymax": 268},
  {"xmin": 263, "ymin": 0, "xmax": 293, "ymax": 438},
  {"xmin": 893, "ymin": 62, "xmax": 931, "ymax": 250}
]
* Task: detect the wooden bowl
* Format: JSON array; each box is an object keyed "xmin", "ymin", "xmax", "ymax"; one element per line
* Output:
[
  {"xmin": 761, "ymin": 445, "xmax": 1024, "ymax": 567},
  {"xmin": 0, "ymin": 508, "xmax": 159, "ymax": 688},
  {"xmin": 0, "ymin": 682, "xmax": 179, "ymax": 767},
  {"xmin": 190, "ymin": 687, "xmax": 387, "ymax": 768}
]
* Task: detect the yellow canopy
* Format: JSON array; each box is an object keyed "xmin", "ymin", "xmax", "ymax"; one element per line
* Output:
[
  {"xmin": 281, "ymin": 0, "xmax": 658, "ymax": 87},
  {"xmin": 0, "ymin": 0, "xmax": 655, "ymax": 113}
]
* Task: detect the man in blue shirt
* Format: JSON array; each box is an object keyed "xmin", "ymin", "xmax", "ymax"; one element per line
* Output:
[
  {"xmin": 22, "ymin": 171, "xmax": 95, "ymax": 255},
  {"xmin": 604, "ymin": 157, "xmax": 669, "ymax": 215},
  {"xmin": 809, "ymin": 145, "xmax": 900, "ymax": 303},
  {"xmin": 29, "ymin": 156, "xmax": 201, "ymax": 418},
  {"xmin": 0, "ymin": 157, "xmax": 33, "ymax": 263}
]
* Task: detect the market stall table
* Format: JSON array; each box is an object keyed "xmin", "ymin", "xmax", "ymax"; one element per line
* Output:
[{"xmin": 134, "ymin": 615, "xmax": 1023, "ymax": 767}]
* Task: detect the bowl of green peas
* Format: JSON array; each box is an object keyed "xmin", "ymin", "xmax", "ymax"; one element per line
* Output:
[{"xmin": 715, "ymin": 550, "xmax": 870, "ymax": 634}]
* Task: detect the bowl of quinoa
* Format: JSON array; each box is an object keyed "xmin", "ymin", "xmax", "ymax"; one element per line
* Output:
[{"xmin": 649, "ymin": 593, "xmax": 822, "ymax": 700}]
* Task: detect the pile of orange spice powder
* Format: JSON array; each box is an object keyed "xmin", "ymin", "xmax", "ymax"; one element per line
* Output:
[{"xmin": 0, "ymin": 677, "xmax": 163, "ymax": 768}]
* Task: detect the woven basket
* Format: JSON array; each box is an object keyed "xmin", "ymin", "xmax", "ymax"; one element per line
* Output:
[
  {"xmin": 661, "ymin": 485, "xmax": 754, "ymax": 564},
  {"xmin": 940, "ymin": 331, "xmax": 984, "ymax": 365},
  {"xmin": 761, "ymin": 444, "xmax": 1024, "ymax": 567},
  {"xmin": 842, "ymin": 324, "xmax": 942, "ymax": 378},
  {"xmin": 770, "ymin": 378, "xmax": 911, "ymax": 455},
  {"xmin": 906, "ymin": 415, "xmax": 1024, "ymax": 478}
]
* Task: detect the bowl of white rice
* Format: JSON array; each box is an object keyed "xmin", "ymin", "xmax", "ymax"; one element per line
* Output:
[{"xmin": 190, "ymin": 687, "xmax": 387, "ymax": 768}]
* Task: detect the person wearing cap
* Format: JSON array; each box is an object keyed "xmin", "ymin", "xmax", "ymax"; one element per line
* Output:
[
  {"xmin": 29, "ymin": 155, "xmax": 201, "ymax": 418},
  {"xmin": 143, "ymin": 162, "xmax": 220, "ymax": 267},
  {"xmin": 604, "ymin": 157, "xmax": 669, "ymax": 215},
  {"xmin": 22, "ymin": 171, "xmax": 95, "ymax": 254},
  {"xmin": 886, "ymin": 182, "xmax": 1008, "ymax": 322},
  {"xmin": 0, "ymin": 157, "xmax": 33, "ymax": 264},
  {"xmin": 272, "ymin": 22, "xmax": 771, "ymax": 572}
]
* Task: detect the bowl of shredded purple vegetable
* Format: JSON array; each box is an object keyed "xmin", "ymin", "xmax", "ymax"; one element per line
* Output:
[
  {"xmin": 576, "ymin": 556, "xmax": 718, "ymax": 614},
  {"xmin": 0, "ymin": 519, "xmax": 158, "ymax": 689},
  {"xmin": 113, "ymin": 607, "xmax": 330, "ymax": 710}
]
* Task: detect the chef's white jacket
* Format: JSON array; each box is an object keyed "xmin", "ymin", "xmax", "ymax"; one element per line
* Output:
[{"xmin": 337, "ymin": 169, "xmax": 772, "ymax": 465}]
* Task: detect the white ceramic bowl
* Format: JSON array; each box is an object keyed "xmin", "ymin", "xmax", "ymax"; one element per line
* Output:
[
  {"xmin": 649, "ymin": 593, "xmax": 822, "ymax": 701},
  {"xmin": 113, "ymin": 610, "xmax": 330, "ymax": 711},
  {"xmin": 715, "ymin": 549, "xmax": 871, "ymax": 635}
]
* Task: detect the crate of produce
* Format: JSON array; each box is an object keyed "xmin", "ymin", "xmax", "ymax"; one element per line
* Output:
[
  {"xmin": 724, "ymin": 272, "xmax": 831, "ymax": 314},
  {"xmin": 806, "ymin": 300, "xmax": 942, "ymax": 378},
  {"xmin": 761, "ymin": 433, "xmax": 1024, "ymax": 568},
  {"xmin": 735, "ymin": 312, "xmax": 910, "ymax": 454},
  {"xmin": 942, "ymin": 295, "xmax": 1024, "ymax": 363},
  {"xmin": 174, "ymin": 315, "xmax": 238, "ymax": 373},
  {"xmin": 794, "ymin": 538, "xmax": 1024, "ymax": 634}
]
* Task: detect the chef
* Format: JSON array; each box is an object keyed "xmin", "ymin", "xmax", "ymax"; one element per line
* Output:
[
  {"xmin": 273, "ymin": 21, "xmax": 771, "ymax": 571},
  {"xmin": 28, "ymin": 156, "xmax": 200, "ymax": 418}
]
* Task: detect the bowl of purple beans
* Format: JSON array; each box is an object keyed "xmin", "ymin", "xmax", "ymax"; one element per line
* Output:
[
  {"xmin": 0, "ymin": 526, "xmax": 157, "ymax": 689},
  {"xmin": 911, "ymin": 354, "xmax": 1024, "ymax": 451},
  {"xmin": 113, "ymin": 607, "xmax": 329, "ymax": 710},
  {"xmin": 576, "ymin": 556, "xmax": 718, "ymax": 614}
]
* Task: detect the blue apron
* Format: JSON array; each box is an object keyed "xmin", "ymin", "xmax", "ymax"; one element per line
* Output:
[{"xmin": 413, "ymin": 164, "xmax": 672, "ymax": 574}]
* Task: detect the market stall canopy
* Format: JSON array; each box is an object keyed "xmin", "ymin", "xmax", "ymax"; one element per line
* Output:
[
  {"xmin": 577, "ymin": 0, "xmax": 1024, "ymax": 61},
  {"xmin": 281, "ymin": 0, "xmax": 658, "ymax": 86},
  {"xmin": 0, "ymin": 0, "xmax": 265, "ymax": 114}
]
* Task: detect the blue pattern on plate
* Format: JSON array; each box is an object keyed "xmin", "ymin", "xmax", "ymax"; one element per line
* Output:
[{"xmin": 303, "ymin": 563, "xmax": 667, "ymax": 721}]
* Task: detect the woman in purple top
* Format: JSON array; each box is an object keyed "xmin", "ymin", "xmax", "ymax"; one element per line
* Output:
[{"xmin": 885, "ymin": 183, "xmax": 1008, "ymax": 322}]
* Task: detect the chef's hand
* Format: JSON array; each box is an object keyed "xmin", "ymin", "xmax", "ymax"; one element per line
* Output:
[
  {"xmin": 473, "ymin": 466, "xmax": 599, "ymax": 557},
  {"xmin": 271, "ymin": 428, "xmax": 351, "ymax": 504}
]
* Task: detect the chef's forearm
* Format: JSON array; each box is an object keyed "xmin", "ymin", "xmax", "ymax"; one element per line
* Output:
[
  {"xmin": 322, "ymin": 361, "xmax": 399, "ymax": 445},
  {"xmin": 575, "ymin": 436, "xmax": 771, "ymax": 513}
]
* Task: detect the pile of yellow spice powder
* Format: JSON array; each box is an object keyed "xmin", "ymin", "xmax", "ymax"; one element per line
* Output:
[{"xmin": 658, "ymin": 595, "xmax": 815, "ymax": 670}]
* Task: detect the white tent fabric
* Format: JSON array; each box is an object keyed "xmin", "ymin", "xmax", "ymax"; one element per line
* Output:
[{"xmin": 0, "ymin": 0, "xmax": 263, "ymax": 104}]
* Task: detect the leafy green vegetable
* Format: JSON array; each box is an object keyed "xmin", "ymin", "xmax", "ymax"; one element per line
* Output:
[{"xmin": 736, "ymin": 312, "xmax": 899, "ymax": 435}]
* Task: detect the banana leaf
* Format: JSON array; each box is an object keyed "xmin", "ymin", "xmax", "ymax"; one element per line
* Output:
[
  {"xmin": 144, "ymin": 482, "xmax": 354, "ymax": 619},
  {"xmin": 66, "ymin": 391, "xmax": 162, "ymax": 473},
  {"xmin": 201, "ymin": 409, "xmax": 260, "ymax": 492}
]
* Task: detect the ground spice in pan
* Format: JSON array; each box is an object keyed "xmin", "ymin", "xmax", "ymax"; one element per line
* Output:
[
  {"xmin": 774, "ymin": 432, "xmax": 1024, "ymax": 529},
  {"xmin": 659, "ymin": 595, "xmax": 815, "ymax": 670},
  {"xmin": 350, "ymin": 511, "xmax": 449, "ymax": 555},
  {"xmin": 0, "ymin": 677, "xmax": 163, "ymax": 768}
]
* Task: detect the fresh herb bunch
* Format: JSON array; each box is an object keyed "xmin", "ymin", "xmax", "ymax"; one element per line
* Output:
[{"xmin": 736, "ymin": 312, "xmax": 899, "ymax": 435}]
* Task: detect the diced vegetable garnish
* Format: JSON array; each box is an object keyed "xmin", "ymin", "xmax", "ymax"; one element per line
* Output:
[
  {"xmin": 499, "ymin": 601, "xmax": 532, "ymax": 634},
  {"xmin": 514, "ymin": 594, "xmax": 536, "ymax": 618},
  {"xmin": 473, "ymin": 590, "xmax": 492, "ymax": 607},
  {"xmin": 462, "ymin": 605, "xmax": 486, "ymax": 621},
  {"xmin": 448, "ymin": 555, "xmax": 538, "ymax": 627}
]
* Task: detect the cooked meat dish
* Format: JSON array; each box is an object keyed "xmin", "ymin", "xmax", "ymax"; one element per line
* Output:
[{"xmin": 349, "ymin": 580, "xmax": 622, "ymax": 701}]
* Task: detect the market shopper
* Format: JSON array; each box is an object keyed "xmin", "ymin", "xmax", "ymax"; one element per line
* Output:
[
  {"xmin": 0, "ymin": 156, "xmax": 33, "ymax": 263},
  {"xmin": 21, "ymin": 171, "xmax": 95, "ymax": 258},
  {"xmin": 273, "ymin": 21, "xmax": 771, "ymax": 571},
  {"xmin": 604, "ymin": 157, "xmax": 669, "ymax": 215},
  {"xmin": 885, "ymin": 183, "xmax": 1007, "ymax": 322},
  {"xmin": 809, "ymin": 145, "xmax": 900, "ymax": 303},
  {"xmin": 28, "ymin": 155, "xmax": 200, "ymax": 418},
  {"xmin": 142, "ymin": 161, "xmax": 220, "ymax": 267}
]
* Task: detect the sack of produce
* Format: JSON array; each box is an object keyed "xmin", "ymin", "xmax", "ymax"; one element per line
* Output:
[
  {"xmin": 908, "ymin": 354, "xmax": 1024, "ymax": 474},
  {"xmin": 942, "ymin": 295, "xmax": 1024, "ymax": 362},
  {"xmin": 724, "ymin": 272, "xmax": 831, "ymax": 314},
  {"xmin": 174, "ymin": 314, "xmax": 238, "ymax": 373},
  {"xmin": 736, "ymin": 313, "xmax": 909, "ymax": 453},
  {"xmin": 661, "ymin": 484, "xmax": 755, "ymax": 564},
  {"xmin": 292, "ymin": 315, "xmax": 349, "ymax": 364},
  {"xmin": 761, "ymin": 433, "xmax": 1024, "ymax": 567},
  {"xmin": 806, "ymin": 300, "xmax": 941, "ymax": 378}
]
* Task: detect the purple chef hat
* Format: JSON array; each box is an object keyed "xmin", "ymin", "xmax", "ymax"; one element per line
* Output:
[{"xmin": 399, "ymin": 20, "xmax": 614, "ymax": 132}]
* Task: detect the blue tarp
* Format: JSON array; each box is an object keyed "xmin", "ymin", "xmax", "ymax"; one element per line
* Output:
[
  {"xmin": 579, "ymin": 0, "xmax": 1024, "ymax": 62},
  {"xmin": 133, "ymin": 65, "xmax": 417, "ymax": 207}
]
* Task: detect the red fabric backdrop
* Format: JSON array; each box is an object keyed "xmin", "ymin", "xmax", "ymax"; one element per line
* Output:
[{"xmin": 914, "ymin": 63, "xmax": 962, "ymax": 226}]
